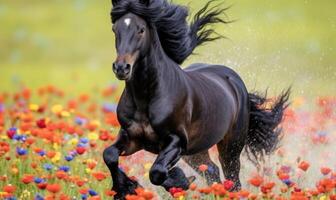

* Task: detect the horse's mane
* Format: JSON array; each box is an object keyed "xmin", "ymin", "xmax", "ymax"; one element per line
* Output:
[{"xmin": 111, "ymin": 0, "xmax": 230, "ymax": 64}]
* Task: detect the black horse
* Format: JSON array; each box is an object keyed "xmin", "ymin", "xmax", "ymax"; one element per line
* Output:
[{"xmin": 103, "ymin": 0, "xmax": 289, "ymax": 199}]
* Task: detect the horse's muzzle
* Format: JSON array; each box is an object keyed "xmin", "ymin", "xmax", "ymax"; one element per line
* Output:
[{"xmin": 112, "ymin": 62, "xmax": 132, "ymax": 80}]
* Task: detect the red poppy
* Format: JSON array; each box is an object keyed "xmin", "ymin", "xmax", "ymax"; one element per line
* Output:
[
  {"xmin": 37, "ymin": 182, "xmax": 48, "ymax": 190},
  {"xmin": 46, "ymin": 184, "xmax": 61, "ymax": 193},
  {"xmin": 36, "ymin": 118, "xmax": 47, "ymax": 128},
  {"xmin": 76, "ymin": 146, "xmax": 86, "ymax": 155},
  {"xmin": 298, "ymin": 161, "xmax": 310, "ymax": 171},
  {"xmin": 3, "ymin": 184, "xmax": 16, "ymax": 193},
  {"xmin": 198, "ymin": 164, "xmax": 208, "ymax": 172},
  {"xmin": 320, "ymin": 167, "xmax": 332, "ymax": 175},
  {"xmin": 223, "ymin": 180, "xmax": 234, "ymax": 190},
  {"xmin": 21, "ymin": 174, "xmax": 34, "ymax": 184},
  {"xmin": 79, "ymin": 188, "xmax": 89, "ymax": 194}
]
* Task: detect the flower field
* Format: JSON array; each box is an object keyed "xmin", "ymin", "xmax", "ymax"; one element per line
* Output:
[{"xmin": 0, "ymin": 85, "xmax": 335, "ymax": 200}]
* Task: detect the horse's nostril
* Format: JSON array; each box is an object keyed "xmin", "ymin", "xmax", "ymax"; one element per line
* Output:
[{"xmin": 125, "ymin": 64, "xmax": 131, "ymax": 70}]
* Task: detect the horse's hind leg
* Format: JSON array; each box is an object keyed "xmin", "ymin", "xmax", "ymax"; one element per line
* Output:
[
  {"xmin": 183, "ymin": 151, "xmax": 221, "ymax": 185},
  {"xmin": 217, "ymin": 134, "xmax": 245, "ymax": 191}
]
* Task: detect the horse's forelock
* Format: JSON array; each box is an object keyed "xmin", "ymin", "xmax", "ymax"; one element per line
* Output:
[{"xmin": 111, "ymin": 0, "xmax": 202, "ymax": 64}]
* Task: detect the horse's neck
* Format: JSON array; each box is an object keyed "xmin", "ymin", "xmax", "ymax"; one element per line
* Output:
[{"xmin": 126, "ymin": 34, "xmax": 184, "ymax": 108}]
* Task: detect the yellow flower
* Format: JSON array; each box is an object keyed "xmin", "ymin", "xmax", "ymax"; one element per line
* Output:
[
  {"xmin": 91, "ymin": 120, "xmax": 101, "ymax": 127},
  {"xmin": 319, "ymin": 195, "xmax": 327, "ymax": 200},
  {"xmin": 178, "ymin": 196, "xmax": 185, "ymax": 200},
  {"xmin": 88, "ymin": 132, "xmax": 98, "ymax": 141},
  {"xmin": 53, "ymin": 143, "xmax": 60, "ymax": 150},
  {"xmin": 51, "ymin": 104, "xmax": 63, "ymax": 114},
  {"xmin": 29, "ymin": 104, "xmax": 39, "ymax": 112},
  {"xmin": 61, "ymin": 110, "xmax": 70, "ymax": 117},
  {"xmin": 0, "ymin": 135, "xmax": 8, "ymax": 140},
  {"xmin": 0, "ymin": 192, "xmax": 8, "ymax": 196},
  {"xmin": 85, "ymin": 168, "xmax": 91, "ymax": 174},
  {"xmin": 51, "ymin": 152, "xmax": 61, "ymax": 163},
  {"xmin": 68, "ymin": 138, "xmax": 79, "ymax": 146}
]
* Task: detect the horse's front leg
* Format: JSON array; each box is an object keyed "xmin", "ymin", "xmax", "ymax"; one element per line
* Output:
[
  {"xmin": 149, "ymin": 134, "xmax": 190, "ymax": 191},
  {"xmin": 103, "ymin": 129, "xmax": 141, "ymax": 199}
]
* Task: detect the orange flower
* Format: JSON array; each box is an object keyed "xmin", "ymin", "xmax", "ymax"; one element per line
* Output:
[
  {"xmin": 125, "ymin": 195, "xmax": 145, "ymax": 200},
  {"xmin": 198, "ymin": 187, "xmax": 212, "ymax": 194},
  {"xmin": 298, "ymin": 161, "xmax": 310, "ymax": 171},
  {"xmin": 92, "ymin": 171, "xmax": 107, "ymax": 181},
  {"xmin": 56, "ymin": 170, "xmax": 68, "ymax": 180},
  {"xmin": 88, "ymin": 196, "xmax": 101, "ymax": 200},
  {"xmin": 46, "ymin": 151, "xmax": 56, "ymax": 158},
  {"xmin": 87, "ymin": 161, "xmax": 97, "ymax": 169},
  {"xmin": 135, "ymin": 188, "xmax": 154, "ymax": 199},
  {"xmin": 198, "ymin": 164, "xmax": 208, "ymax": 172},
  {"xmin": 189, "ymin": 183, "xmax": 197, "ymax": 191},
  {"xmin": 239, "ymin": 189, "xmax": 250, "ymax": 198},
  {"xmin": 46, "ymin": 184, "xmax": 61, "ymax": 193},
  {"xmin": 105, "ymin": 190, "xmax": 116, "ymax": 197},
  {"xmin": 248, "ymin": 175, "xmax": 263, "ymax": 187}
]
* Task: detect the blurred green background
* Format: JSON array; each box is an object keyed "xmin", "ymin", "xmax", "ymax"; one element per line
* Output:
[{"xmin": 0, "ymin": 0, "xmax": 335, "ymax": 97}]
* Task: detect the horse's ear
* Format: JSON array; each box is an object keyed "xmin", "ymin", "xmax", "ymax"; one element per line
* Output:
[
  {"xmin": 111, "ymin": 0, "xmax": 120, "ymax": 6},
  {"xmin": 139, "ymin": 0, "xmax": 150, "ymax": 6}
]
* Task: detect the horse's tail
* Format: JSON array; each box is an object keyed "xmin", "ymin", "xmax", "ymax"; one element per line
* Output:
[{"xmin": 245, "ymin": 89, "xmax": 290, "ymax": 165}]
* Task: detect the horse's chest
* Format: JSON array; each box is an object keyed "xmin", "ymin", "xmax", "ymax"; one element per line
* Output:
[{"xmin": 127, "ymin": 112, "xmax": 158, "ymax": 142}]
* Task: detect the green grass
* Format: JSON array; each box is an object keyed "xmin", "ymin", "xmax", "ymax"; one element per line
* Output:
[{"xmin": 0, "ymin": 0, "xmax": 335, "ymax": 97}]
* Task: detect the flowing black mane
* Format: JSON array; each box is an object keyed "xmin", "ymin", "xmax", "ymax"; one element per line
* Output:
[{"xmin": 111, "ymin": 0, "xmax": 230, "ymax": 64}]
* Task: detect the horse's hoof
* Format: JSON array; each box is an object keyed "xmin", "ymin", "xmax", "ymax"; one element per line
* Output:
[
  {"xmin": 113, "ymin": 179, "xmax": 141, "ymax": 199},
  {"xmin": 149, "ymin": 165, "xmax": 168, "ymax": 185}
]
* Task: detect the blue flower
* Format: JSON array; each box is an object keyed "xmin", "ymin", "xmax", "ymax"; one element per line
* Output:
[
  {"xmin": 16, "ymin": 147, "xmax": 27, "ymax": 156},
  {"xmin": 282, "ymin": 179, "xmax": 292, "ymax": 186},
  {"xmin": 88, "ymin": 189, "xmax": 98, "ymax": 196},
  {"xmin": 43, "ymin": 163, "xmax": 53, "ymax": 171},
  {"xmin": 75, "ymin": 117, "xmax": 87, "ymax": 126},
  {"xmin": 37, "ymin": 150, "xmax": 46, "ymax": 156},
  {"xmin": 59, "ymin": 165, "xmax": 70, "ymax": 172},
  {"xmin": 81, "ymin": 194, "xmax": 88, "ymax": 200},
  {"xmin": 65, "ymin": 155, "xmax": 74, "ymax": 161},
  {"xmin": 80, "ymin": 138, "xmax": 89, "ymax": 144},
  {"xmin": 34, "ymin": 177, "xmax": 44, "ymax": 184},
  {"xmin": 13, "ymin": 134, "xmax": 27, "ymax": 142},
  {"xmin": 34, "ymin": 194, "xmax": 44, "ymax": 200},
  {"xmin": 77, "ymin": 143, "xmax": 87, "ymax": 148}
]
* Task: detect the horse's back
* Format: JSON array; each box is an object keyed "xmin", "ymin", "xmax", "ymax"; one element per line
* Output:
[{"xmin": 183, "ymin": 63, "xmax": 250, "ymax": 154}]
